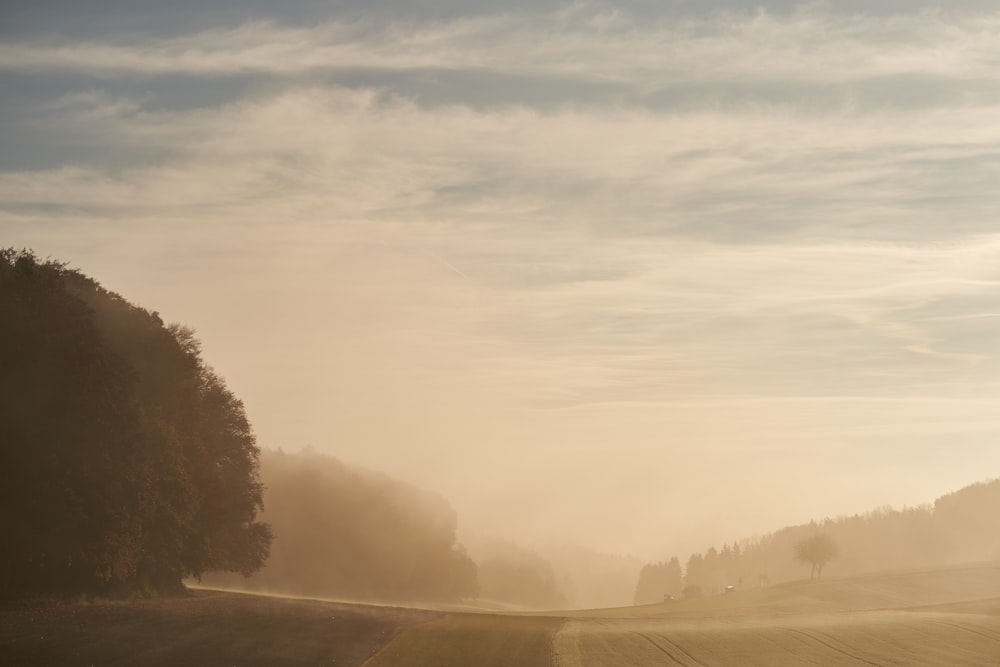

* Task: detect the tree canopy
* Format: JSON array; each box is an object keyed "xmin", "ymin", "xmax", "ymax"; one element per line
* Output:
[
  {"xmin": 793, "ymin": 534, "xmax": 839, "ymax": 580},
  {"xmin": 0, "ymin": 249, "xmax": 271, "ymax": 598}
]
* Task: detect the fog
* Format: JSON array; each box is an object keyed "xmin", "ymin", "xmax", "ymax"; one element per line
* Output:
[
  {"xmin": 201, "ymin": 448, "xmax": 642, "ymax": 609},
  {"xmin": 201, "ymin": 448, "xmax": 478, "ymax": 603},
  {"xmin": 200, "ymin": 443, "xmax": 997, "ymax": 608},
  {"xmin": 4, "ymin": 0, "xmax": 1000, "ymax": 586}
]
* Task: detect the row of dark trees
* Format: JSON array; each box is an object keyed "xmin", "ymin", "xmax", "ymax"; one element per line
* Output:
[
  {"xmin": 0, "ymin": 250, "xmax": 271, "ymax": 598},
  {"xmin": 634, "ymin": 478, "xmax": 1000, "ymax": 603}
]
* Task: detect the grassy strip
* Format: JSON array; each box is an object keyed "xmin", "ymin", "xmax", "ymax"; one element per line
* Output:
[{"xmin": 364, "ymin": 613, "xmax": 566, "ymax": 667}]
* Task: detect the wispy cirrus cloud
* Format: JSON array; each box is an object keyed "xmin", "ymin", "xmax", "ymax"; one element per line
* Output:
[
  {"xmin": 4, "ymin": 83, "xmax": 999, "ymax": 238},
  {"xmin": 2, "ymin": 7, "xmax": 1000, "ymax": 91},
  {"xmin": 4, "ymin": 2, "xmax": 1000, "ymax": 556}
]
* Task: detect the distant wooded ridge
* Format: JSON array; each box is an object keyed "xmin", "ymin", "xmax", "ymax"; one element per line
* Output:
[{"xmin": 634, "ymin": 477, "xmax": 1000, "ymax": 605}]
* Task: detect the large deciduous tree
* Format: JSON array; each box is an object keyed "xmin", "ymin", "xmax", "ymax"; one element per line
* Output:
[{"xmin": 0, "ymin": 249, "xmax": 271, "ymax": 598}]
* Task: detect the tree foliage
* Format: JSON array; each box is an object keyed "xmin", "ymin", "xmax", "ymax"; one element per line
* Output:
[
  {"xmin": 0, "ymin": 249, "xmax": 271, "ymax": 598},
  {"xmin": 793, "ymin": 534, "xmax": 838, "ymax": 579}
]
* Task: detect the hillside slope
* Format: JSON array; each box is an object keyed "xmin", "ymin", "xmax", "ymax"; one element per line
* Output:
[{"xmin": 591, "ymin": 561, "xmax": 1000, "ymax": 620}]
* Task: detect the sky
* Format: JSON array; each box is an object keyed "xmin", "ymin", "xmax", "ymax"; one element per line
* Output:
[{"xmin": 3, "ymin": 0, "xmax": 1000, "ymax": 561}]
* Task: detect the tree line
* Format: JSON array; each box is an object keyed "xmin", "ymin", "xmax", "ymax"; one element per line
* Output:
[
  {"xmin": 202, "ymin": 449, "xmax": 580, "ymax": 608},
  {"xmin": 635, "ymin": 478, "xmax": 1000, "ymax": 603},
  {"xmin": 201, "ymin": 448, "xmax": 480, "ymax": 602}
]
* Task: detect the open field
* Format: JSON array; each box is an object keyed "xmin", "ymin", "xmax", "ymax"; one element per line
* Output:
[
  {"xmin": 548, "ymin": 563, "xmax": 1000, "ymax": 666},
  {"xmin": 363, "ymin": 614, "xmax": 564, "ymax": 667},
  {"xmin": 0, "ymin": 590, "xmax": 438, "ymax": 666},
  {"xmin": 357, "ymin": 562, "xmax": 1000, "ymax": 666},
  {"xmin": 555, "ymin": 609, "xmax": 1000, "ymax": 666},
  {"xmin": 562, "ymin": 562, "xmax": 1000, "ymax": 620},
  {"xmin": 3, "ymin": 563, "xmax": 1000, "ymax": 666}
]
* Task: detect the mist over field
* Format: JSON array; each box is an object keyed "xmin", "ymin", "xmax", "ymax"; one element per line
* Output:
[
  {"xmin": 4, "ymin": 247, "xmax": 994, "ymax": 616},
  {"xmin": 5, "ymin": 2, "xmax": 1000, "ymax": 664},
  {"xmin": 4, "ymin": 0, "xmax": 1000, "ymax": 622}
]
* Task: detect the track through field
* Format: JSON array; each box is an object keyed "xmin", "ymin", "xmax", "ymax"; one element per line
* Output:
[{"xmin": 553, "ymin": 611, "xmax": 1000, "ymax": 667}]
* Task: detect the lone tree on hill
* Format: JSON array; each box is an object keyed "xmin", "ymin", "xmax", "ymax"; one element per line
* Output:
[{"xmin": 793, "ymin": 534, "xmax": 838, "ymax": 580}]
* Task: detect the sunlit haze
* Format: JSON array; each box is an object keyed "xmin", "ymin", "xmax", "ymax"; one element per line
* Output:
[{"xmin": 4, "ymin": 0, "xmax": 1000, "ymax": 562}]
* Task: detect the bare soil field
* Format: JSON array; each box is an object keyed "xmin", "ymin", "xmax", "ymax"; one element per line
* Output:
[
  {"xmin": 554, "ymin": 609, "xmax": 1000, "ymax": 666},
  {"xmin": 550, "ymin": 563, "xmax": 1000, "ymax": 666},
  {"xmin": 4, "ymin": 563, "xmax": 1000, "ymax": 666},
  {"xmin": 360, "ymin": 562, "xmax": 1000, "ymax": 666},
  {"xmin": 363, "ymin": 613, "xmax": 564, "ymax": 667},
  {"xmin": 0, "ymin": 589, "xmax": 438, "ymax": 666}
]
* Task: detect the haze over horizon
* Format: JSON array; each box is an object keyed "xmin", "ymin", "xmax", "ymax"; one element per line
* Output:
[{"xmin": 3, "ymin": 0, "xmax": 1000, "ymax": 561}]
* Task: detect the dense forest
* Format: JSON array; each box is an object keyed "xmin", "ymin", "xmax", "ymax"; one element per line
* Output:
[
  {"xmin": 0, "ymin": 249, "xmax": 271, "ymax": 598},
  {"xmin": 201, "ymin": 448, "xmax": 479, "ymax": 602},
  {"xmin": 634, "ymin": 478, "xmax": 1000, "ymax": 604}
]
